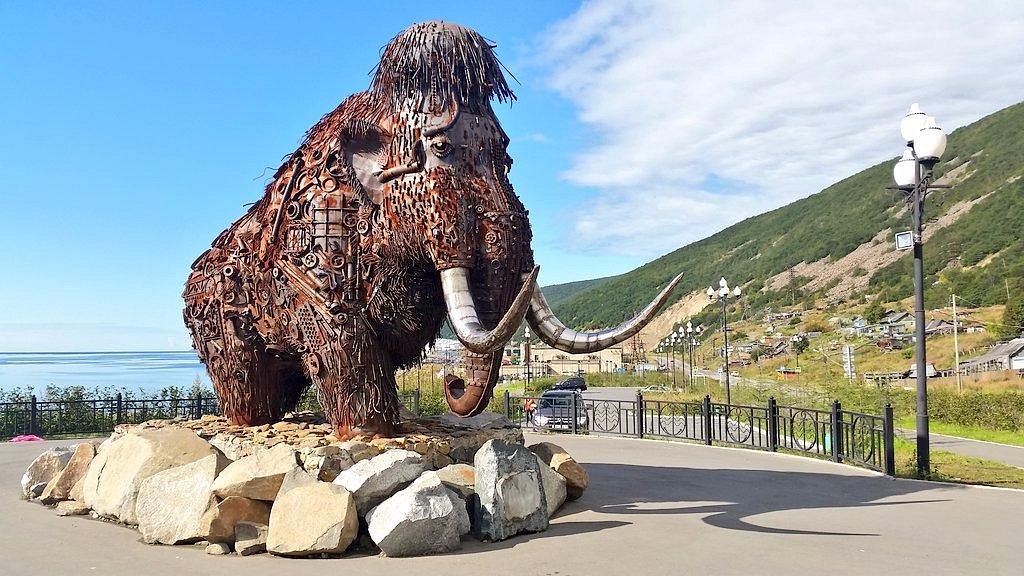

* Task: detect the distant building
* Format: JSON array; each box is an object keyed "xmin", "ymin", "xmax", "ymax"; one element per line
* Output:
[
  {"xmin": 498, "ymin": 340, "xmax": 624, "ymax": 379},
  {"xmin": 962, "ymin": 338, "xmax": 1024, "ymax": 373},
  {"xmin": 924, "ymin": 318, "xmax": 986, "ymax": 335},
  {"xmin": 880, "ymin": 311, "xmax": 915, "ymax": 336}
]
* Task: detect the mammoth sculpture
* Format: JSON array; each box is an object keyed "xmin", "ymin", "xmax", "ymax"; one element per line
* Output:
[{"xmin": 183, "ymin": 21, "xmax": 682, "ymax": 436}]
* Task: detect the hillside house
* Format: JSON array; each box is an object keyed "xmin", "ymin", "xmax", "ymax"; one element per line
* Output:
[
  {"xmin": 880, "ymin": 311, "xmax": 915, "ymax": 336},
  {"xmin": 925, "ymin": 318, "xmax": 987, "ymax": 335},
  {"xmin": 841, "ymin": 316, "xmax": 871, "ymax": 337},
  {"xmin": 961, "ymin": 338, "xmax": 1024, "ymax": 373}
]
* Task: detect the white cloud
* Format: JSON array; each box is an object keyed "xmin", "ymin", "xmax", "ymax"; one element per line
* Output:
[{"xmin": 539, "ymin": 0, "xmax": 1024, "ymax": 256}]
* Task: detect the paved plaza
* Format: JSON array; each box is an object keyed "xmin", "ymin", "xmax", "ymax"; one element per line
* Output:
[{"xmin": 2, "ymin": 433, "xmax": 1021, "ymax": 575}]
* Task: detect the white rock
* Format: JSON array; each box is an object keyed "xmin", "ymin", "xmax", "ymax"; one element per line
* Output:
[
  {"xmin": 333, "ymin": 449, "xmax": 424, "ymax": 515},
  {"xmin": 211, "ymin": 443, "xmax": 298, "ymax": 501},
  {"xmin": 275, "ymin": 466, "xmax": 317, "ymax": 500},
  {"xmin": 21, "ymin": 447, "xmax": 73, "ymax": 499},
  {"xmin": 55, "ymin": 500, "xmax": 90, "ymax": 516},
  {"xmin": 206, "ymin": 542, "xmax": 232, "ymax": 555},
  {"xmin": 367, "ymin": 471, "xmax": 470, "ymax": 557},
  {"xmin": 81, "ymin": 429, "xmax": 218, "ymax": 524},
  {"xmin": 266, "ymin": 483, "xmax": 358, "ymax": 557},
  {"xmin": 136, "ymin": 453, "xmax": 229, "ymax": 544}
]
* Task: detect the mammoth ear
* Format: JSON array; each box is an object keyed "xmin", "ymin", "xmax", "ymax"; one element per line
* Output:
[{"xmin": 342, "ymin": 119, "xmax": 388, "ymax": 205}]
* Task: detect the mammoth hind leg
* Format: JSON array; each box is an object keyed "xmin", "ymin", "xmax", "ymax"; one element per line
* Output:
[{"xmin": 207, "ymin": 340, "xmax": 309, "ymax": 427}]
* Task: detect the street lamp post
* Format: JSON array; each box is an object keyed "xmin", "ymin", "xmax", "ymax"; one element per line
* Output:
[
  {"xmin": 670, "ymin": 334, "xmax": 678, "ymax": 388},
  {"xmin": 708, "ymin": 278, "xmax": 741, "ymax": 405},
  {"xmin": 893, "ymin": 103, "xmax": 948, "ymax": 476}
]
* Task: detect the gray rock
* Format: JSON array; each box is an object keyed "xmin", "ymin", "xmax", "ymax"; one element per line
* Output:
[
  {"xmin": 473, "ymin": 439, "xmax": 548, "ymax": 541},
  {"xmin": 433, "ymin": 412, "xmax": 513, "ymax": 429},
  {"xmin": 537, "ymin": 461, "xmax": 567, "ymax": 517},
  {"xmin": 21, "ymin": 447, "xmax": 73, "ymax": 499},
  {"xmin": 205, "ymin": 542, "xmax": 232, "ymax": 555},
  {"xmin": 211, "ymin": 443, "xmax": 298, "ymax": 501},
  {"xmin": 82, "ymin": 429, "xmax": 218, "ymax": 524},
  {"xmin": 529, "ymin": 442, "xmax": 588, "ymax": 501},
  {"xmin": 234, "ymin": 521, "xmax": 268, "ymax": 556},
  {"xmin": 266, "ymin": 482, "xmax": 359, "ymax": 557},
  {"xmin": 333, "ymin": 449, "xmax": 424, "ymax": 515},
  {"xmin": 367, "ymin": 471, "xmax": 470, "ymax": 557},
  {"xmin": 136, "ymin": 453, "xmax": 229, "ymax": 544}
]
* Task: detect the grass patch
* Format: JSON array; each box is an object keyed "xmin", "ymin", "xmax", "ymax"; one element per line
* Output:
[
  {"xmin": 893, "ymin": 438, "xmax": 1024, "ymax": 489},
  {"xmin": 895, "ymin": 417, "xmax": 1024, "ymax": 447}
]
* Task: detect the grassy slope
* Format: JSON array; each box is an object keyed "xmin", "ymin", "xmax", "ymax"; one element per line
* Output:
[{"xmin": 556, "ymin": 101, "xmax": 1024, "ymax": 329}]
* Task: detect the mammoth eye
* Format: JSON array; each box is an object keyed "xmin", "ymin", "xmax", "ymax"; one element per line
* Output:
[{"xmin": 430, "ymin": 138, "xmax": 454, "ymax": 158}]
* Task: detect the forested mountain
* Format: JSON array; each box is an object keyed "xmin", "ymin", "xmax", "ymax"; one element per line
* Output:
[{"xmin": 554, "ymin": 101, "xmax": 1024, "ymax": 329}]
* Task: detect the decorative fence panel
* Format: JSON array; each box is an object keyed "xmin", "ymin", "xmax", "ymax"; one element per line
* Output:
[{"xmin": 500, "ymin": 391, "xmax": 896, "ymax": 475}]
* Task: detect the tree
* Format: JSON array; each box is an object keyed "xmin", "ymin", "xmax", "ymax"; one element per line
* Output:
[
  {"xmin": 1000, "ymin": 299, "xmax": 1024, "ymax": 339},
  {"xmin": 792, "ymin": 335, "xmax": 809, "ymax": 359},
  {"xmin": 864, "ymin": 299, "xmax": 886, "ymax": 324}
]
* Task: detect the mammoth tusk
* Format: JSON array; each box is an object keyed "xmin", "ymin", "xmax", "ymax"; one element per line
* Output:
[
  {"xmin": 441, "ymin": 265, "xmax": 539, "ymax": 354},
  {"xmin": 526, "ymin": 272, "xmax": 684, "ymax": 353}
]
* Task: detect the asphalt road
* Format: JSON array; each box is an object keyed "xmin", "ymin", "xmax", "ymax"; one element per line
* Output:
[{"xmin": 3, "ymin": 435, "xmax": 1022, "ymax": 575}]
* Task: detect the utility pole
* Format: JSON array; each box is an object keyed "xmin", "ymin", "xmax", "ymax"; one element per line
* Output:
[{"xmin": 951, "ymin": 293, "xmax": 962, "ymax": 394}]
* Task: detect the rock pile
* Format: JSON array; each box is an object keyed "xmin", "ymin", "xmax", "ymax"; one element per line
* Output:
[{"xmin": 20, "ymin": 415, "xmax": 587, "ymax": 559}]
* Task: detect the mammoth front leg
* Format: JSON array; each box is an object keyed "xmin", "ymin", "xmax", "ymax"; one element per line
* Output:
[{"xmin": 303, "ymin": 331, "xmax": 401, "ymax": 438}]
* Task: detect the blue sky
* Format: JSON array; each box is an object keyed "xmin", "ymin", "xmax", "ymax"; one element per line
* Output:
[{"xmin": 2, "ymin": 1, "xmax": 1022, "ymax": 351}]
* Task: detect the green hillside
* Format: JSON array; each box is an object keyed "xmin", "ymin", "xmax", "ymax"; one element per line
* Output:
[
  {"xmin": 556, "ymin": 101, "xmax": 1024, "ymax": 329},
  {"xmin": 540, "ymin": 275, "xmax": 617, "ymax": 310}
]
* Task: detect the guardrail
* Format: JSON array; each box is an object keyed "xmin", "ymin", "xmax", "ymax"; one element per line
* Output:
[
  {"xmin": 2, "ymin": 390, "xmax": 425, "ymax": 439},
  {"xmin": 501, "ymin": 390, "xmax": 895, "ymax": 475}
]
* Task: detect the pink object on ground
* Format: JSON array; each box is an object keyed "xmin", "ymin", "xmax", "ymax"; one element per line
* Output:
[{"xmin": 9, "ymin": 435, "xmax": 44, "ymax": 442}]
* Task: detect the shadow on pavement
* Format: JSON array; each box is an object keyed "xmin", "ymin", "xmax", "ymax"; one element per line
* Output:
[{"xmin": 577, "ymin": 463, "xmax": 956, "ymax": 536}]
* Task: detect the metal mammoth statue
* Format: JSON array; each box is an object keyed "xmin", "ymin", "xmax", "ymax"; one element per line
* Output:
[{"xmin": 183, "ymin": 21, "xmax": 682, "ymax": 436}]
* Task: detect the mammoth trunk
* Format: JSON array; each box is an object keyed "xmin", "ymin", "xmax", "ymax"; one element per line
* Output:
[{"xmin": 444, "ymin": 263, "xmax": 527, "ymax": 416}]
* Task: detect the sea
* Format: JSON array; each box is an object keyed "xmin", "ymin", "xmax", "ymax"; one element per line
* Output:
[{"xmin": 0, "ymin": 351, "xmax": 211, "ymax": 396}]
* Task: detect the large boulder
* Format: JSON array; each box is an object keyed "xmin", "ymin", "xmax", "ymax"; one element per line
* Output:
[
  {"xmin": 528, "ymin": 442, "xmax": 589, "ymax": 501},
  {"xmin": 435, "ymin": 463, "xmax": 475, "ymax": 500},
  {"xmin": 473, "ymin": 439, "xmax": 548, "ymax": 541},
  {"xmin": 40, "ymin": 442, "xmax": 95, "ymax": 504},
  {"xmin": 333, "ymin": 449, "xmax": 424, "ymax": 515},
  {"xmin": 266, "ymin": 483, "xmax": 358, "ymax": 557},
  {"xmin": 537, "ymin": 461, "xmax": 567, "ymax": 516},
  {"xmin": 211, "ymin": 443, "xmax": 298, "ymax": 501},
  {"xmin": 21, "ymin": 446, "xmax": 73, "ymax": 499},
  {"xmin": 366, "ymin": 471, "xmax": 470, "ymax": 557},
  {"xmin": 136, "ymin": 453, "xmax": 229, "ymax": 544},
  {"xmin": 81, "ymin": 429, "xmax": 218, "ymax": 524},
  {"xmin": 234, "ymin": 521, "xmax": 269, "ymax": 556},
  {"xmin": 275, "ymin": 466, "xmax": 317, "ymax": 500},
  {"xmin": 199, "ymin": 496, "xmax": 272, "ymax": 544}
]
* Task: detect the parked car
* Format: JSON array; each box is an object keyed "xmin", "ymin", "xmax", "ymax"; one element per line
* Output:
[
  {"xmin": 552, "ymin": 376, "xmax": 587, "ymax": 391},
  {"xmin": 641, "ymin": 385, "xmax": 669, "ymax": 392},
  {"xmin": 529, "ymin": 390, "xmax": 588, "ymax": 431}
]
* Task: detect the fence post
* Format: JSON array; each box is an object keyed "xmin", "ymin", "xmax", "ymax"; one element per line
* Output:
[
  {"xmin": 194, "ymin": 391, "xmax": 202, "ymax": 420},
  {"xmin": 570, "ymin": 392, "xmax": 579, "ymax": 435},
  {"xmin": 831, "ymin": 400, "xmax": 843, "ymax": 462},
  {"xmin": 702, "ymin": 394, "xmax": 713, "ymax": 445},
  {"xmin": 883, "ymin": 403, "xmax": 896, "ymax": 476},
  {"xmin": 116, "ymin": 392, "xmax": 123, "ymax": 424},
  {"xmin": 635, "ymin": 390, "xmax": 644, "ymax": 438},
  {"xmin": 30, "ymin": 395, "xmax": 38, "ymax": 436},
  {"xmin": 413, "ymin": 389, "xmax": 421, "ymax": 417},
  {"xmin": 767, "ymin": 396, "xmax": 778, "ymax": 452},
  {"xmin": 503, "ymin": 390, "xmax": 511, "ymax": 420}
]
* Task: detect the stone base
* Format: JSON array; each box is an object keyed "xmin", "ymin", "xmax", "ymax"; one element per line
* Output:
[{"xmin": 122, "ymin": 412, "xmax": 523, "ymax": 471}]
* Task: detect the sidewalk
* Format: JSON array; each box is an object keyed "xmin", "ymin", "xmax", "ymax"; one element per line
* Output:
[{"xmin": 898, "ymin": 429, "xmax": 1024, "ymax": 468}]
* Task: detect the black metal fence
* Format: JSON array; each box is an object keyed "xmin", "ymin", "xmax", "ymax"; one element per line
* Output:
[
  {"xmin": 501, "ymin": 391, "xmax": 896, "ymax": 475},
  {"xmin": 1, "ymin": 393, "xmax": 220, "ymax": 439}
]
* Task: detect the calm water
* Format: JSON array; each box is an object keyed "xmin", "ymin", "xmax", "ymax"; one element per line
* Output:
[{"xmin": 0, "ymin": 351, "xmax": 211, "ymax": 395}]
